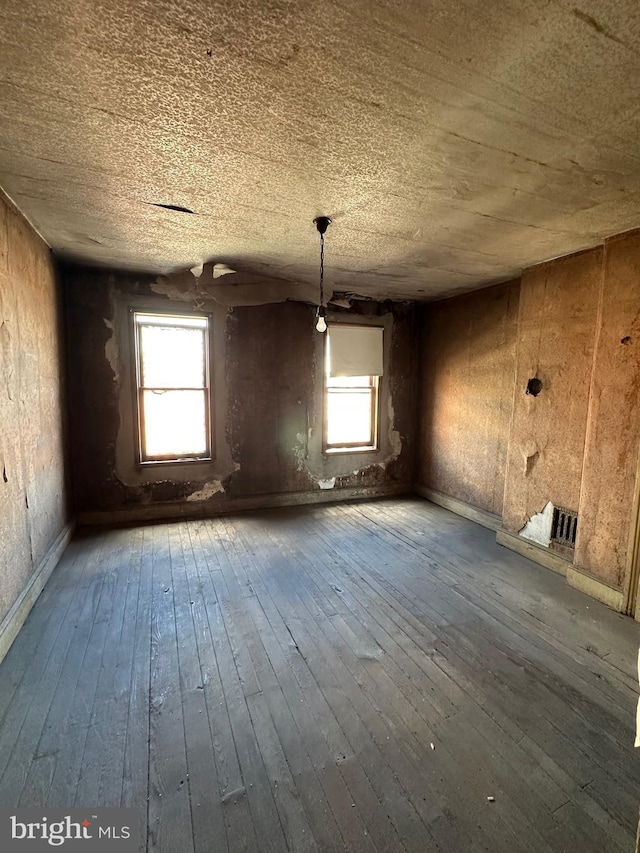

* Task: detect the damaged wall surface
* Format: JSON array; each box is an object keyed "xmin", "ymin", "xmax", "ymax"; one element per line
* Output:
[
  {"xmin": 502, "ymin": 249, "xmax": 602, "ymax": 538},
  {"xmin": 418, "ymin": 281, "xmax": 519, "ymax": 516},
  {"xmin": 63, "ymin": 265, "xmax": 417, "ymax": 518},
  {"xmin": 420, "ymin": 229, "xmax": 640, "ymax": 596},
  {"xmin": 503, "ymin": 238, "xmax": 640, "ymax": 590},
  {"xmin": 0, "ymin": 192, "xmax": 69, "ymax": 625}
]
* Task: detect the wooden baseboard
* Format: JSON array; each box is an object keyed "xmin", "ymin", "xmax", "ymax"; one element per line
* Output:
[
  {"xmin": 496, "ymin": 528, "xmax": 625, "ymax": 611},
  {"xmin": 0, "ymin": 521, "xmax": 74, "ymax": 664},
  {"xmin": 566, "ymin": 566, "xmax": 625, "ymax": 611},
  {"xmin": 415, "ymin": 486, "xmax": 502, "ymax": 532},
  {"xmin": 77, "ymin": 482, "xmax": 412, "ymax": 527},
  {"xmin": 495, "ymin": 528, "xmax": 568, "ymax": 575}
]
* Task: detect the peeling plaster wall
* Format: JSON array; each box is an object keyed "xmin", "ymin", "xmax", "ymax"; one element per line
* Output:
[
  {"xmin": 0, "ymin": 192, "xmax": 69, "ymax": 624},
  {"xmin": 63, "ymin": 265, "xmax": 416, "ymax": 514},
  {"xmin": 420, "ymin": 233, "xmax": 640, "ymax": 594},
  {"xmin": 502, "ymin": 234, "xmax": 640, "ymax": 591},
  {"xmin": 151, "ymin": 264, "xmax": 322, "ymax": 308},
  {"xmin": 418, "ymin": 281, "xmax": 519, "ymax": 516},
  {"xmin": 519, "ymin": 501, "xmax": 554, "ymax": 548},
  {"xmin": 225, "ymin": 301, "xmax": 316, "ymax": 498}
]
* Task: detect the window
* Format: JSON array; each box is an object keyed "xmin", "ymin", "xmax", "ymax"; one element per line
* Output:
[
  {"xmin": 324, "ymin": 324, "xmax": 383, "ymax": 452},
  {"xmin": 133, "ymin": 312, "xmax": 211, "ymax": 463}
]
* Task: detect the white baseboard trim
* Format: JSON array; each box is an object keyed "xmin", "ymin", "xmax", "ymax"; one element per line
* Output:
[
  {"xmin": 415, "ymin": 486, "xmax": 502, "ymax": 532},
  {"xmin": 496, "ymin": 528, "xmax": 624, "ymax": 612},
  {"xmin": 0, "ymin": 521, "xmax": 74, "ymax": 664},
  {"xmin": 78, "ymin": 482, "xmax": 412, "ymax": 527}
]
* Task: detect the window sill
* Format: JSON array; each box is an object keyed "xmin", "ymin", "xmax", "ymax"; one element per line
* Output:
[
  {"xmin": 323, "ymin": 446, "xmax": 378, "ymax": 455},
  {"xmin": 138, "ymin": 457, "xmax": 213, "ymax": 467}
]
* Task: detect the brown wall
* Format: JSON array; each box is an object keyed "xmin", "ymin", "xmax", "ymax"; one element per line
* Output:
[
  {"xmin": 418, "ymin": 281, "xmax": 519, "ymax": 516},
  {"xmin": 419, "ymin": 231, "xmax": 640, "ymax": 595},
  {"xmin": 0, "ymin": 193, "xmax": 69, "ymax": 624},
  {"xmin": 502, "ymin": 250, "xmax": 602, "ymax": 536},
  {"xmin": 503, "ymin": 237, "xmax": 640, "ymax": 590},
  {"xmin": 572, "ymin": 235, "xmax": 640, "ymax": 588},
  {"xmin": 63, "ymin": 266, "xmax": 417, "ymax": 518}
]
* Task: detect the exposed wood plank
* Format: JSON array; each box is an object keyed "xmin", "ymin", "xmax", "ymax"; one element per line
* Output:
[
  {"xmin": 121, "ymin": 526, "xmax": 153, "ymax": 851},
  {"xmin": 186, "ymin": 522, "xmax": 258, "ymax": 853},
  {"xmin": 231, "ymin": 521, "xmax": 388, "ymax": 853},
  {"xmin": 242, "ymin": 595, "xmax": 385, "ymax": 853},
  {"xmin": 147, "ymin": 523, "xmax": 195, "ymax": 853},
  {"xmin": 72, "ymin": 528, "xmax": 137, "ymax": 809},
  {"xmin": 0, "ymin": 498, "xmax": 637, "ymax": 853},
  {"xmin": 0, "ymin": 535, "xmax": 90, "ymax": 730},
  {"xmin": 169, "ymin": 523, "xmax": 228, "ymax": 853},
  {"xmin": 0, "ymin": 532, "xmax": 111, "ymax": 805},
  {"xmin": 200, "ymin": 522, "xmax": 291, "ymax": 853}
]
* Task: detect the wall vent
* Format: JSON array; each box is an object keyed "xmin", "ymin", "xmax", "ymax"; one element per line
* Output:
[{"xmin": 551, "ymin": 506, "xmax": 578, "ymax": 548}]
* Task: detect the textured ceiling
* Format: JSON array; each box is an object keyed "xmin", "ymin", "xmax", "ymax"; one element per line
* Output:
[{"xmin": 2, "ymin": 0, "xmax": 640, "ymax": 301}]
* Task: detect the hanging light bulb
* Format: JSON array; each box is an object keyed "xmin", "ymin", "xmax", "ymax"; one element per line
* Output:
[
  {"xmin": 189, "ymin": 261, "xmax": 205, "ymax": 310},
  {"xmin": 313, "ymin": 216, "xmax": 331, "ymax": 333},
  {"xmin": 315, "ymin": 305, "xmax": 327, "ymax": 333}
]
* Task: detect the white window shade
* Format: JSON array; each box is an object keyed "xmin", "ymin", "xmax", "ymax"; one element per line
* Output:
[{"xmin": 329, "ymin": 325, "xmax": 384, "ymax": 377}]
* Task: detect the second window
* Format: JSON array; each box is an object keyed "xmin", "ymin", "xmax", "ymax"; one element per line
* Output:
[{"xmin": 324, "ymin": 323, "xmax": 383, "ymax": 453}]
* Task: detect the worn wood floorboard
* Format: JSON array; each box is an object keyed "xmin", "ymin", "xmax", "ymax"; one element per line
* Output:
[
  {"xmin": 0, "ymin": 531, "xmax": 111, "ymax": 805},
  {"xmin": 0, "ymin": 498, "xmax": 638, "ymax": 852}
]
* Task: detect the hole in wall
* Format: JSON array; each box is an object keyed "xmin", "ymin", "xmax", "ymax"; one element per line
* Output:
[
  {"xmin": 526, "ymin": 377, "xmax": 543, "ymax": 397},
  {"xmin": 524, "ymin": 450, "xmax": 539, "ymax": 476},
  {"xmin": 2, "ymin": 466, "xmax": 7, "ymax": 483},
  {"xmin": 621, "ymin": 336, "xmax": 632, "ymax": 345}
]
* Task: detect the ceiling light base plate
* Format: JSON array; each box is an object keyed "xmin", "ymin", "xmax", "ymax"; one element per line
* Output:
[{"xmin": 313, "ymin": 216, "xmax": 332, "ymax": 235}]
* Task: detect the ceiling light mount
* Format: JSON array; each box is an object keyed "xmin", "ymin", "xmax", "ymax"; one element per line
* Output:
[
  {"xmin": 313, "ymin": 215, "xmax": 332, "ymax": 235},
  {"xmin": 313, "ymin": 216, "xmax": 332, "ymax": 333}
]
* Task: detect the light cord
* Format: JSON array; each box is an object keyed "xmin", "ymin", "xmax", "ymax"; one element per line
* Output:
[{"xmin": 319, "ymin": 231, "xmax": 325, "ymax": 306}]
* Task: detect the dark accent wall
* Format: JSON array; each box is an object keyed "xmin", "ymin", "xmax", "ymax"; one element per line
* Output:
[
  {"xmin": 0, "ymin": 193, "xmax": 70, "ymax": 624},
  {"xmin": 63, "ymin": 266, "xmax": 417, "ymax": 518}
]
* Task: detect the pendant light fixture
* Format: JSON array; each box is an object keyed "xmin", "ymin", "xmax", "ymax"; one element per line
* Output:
[
  {"xmin": 190, "ymin": 261, "xmax": 205, "ymax": 310},
  {"xmin": 313, "ymin": 215, "xmax": 331, "ymax": 333}
]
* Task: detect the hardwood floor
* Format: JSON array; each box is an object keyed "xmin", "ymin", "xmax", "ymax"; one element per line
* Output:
[{"xmin": 0, "ymin": 497, "xmax": 638, "ymax": 852}]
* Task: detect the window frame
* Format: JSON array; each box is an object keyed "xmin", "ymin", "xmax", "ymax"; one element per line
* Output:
[
  {"xmin": 131, "ymin": 308, "xmax": 214, "ymax": 466},
  {"xmin": 322, "ymin": 323, "xmax": 381, "ymax": 454}
]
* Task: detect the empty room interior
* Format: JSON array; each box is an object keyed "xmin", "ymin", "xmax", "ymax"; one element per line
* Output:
[{"xmin": 2, "ymin": 0, "xmax": 640, "ymax": 850}]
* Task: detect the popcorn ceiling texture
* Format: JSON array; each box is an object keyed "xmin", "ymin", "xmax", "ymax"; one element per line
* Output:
[{"xmin": 2, "ymin": 0, "xmax": 640, "ymax": 299}]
